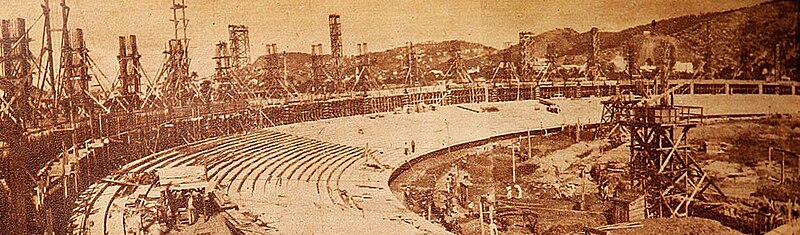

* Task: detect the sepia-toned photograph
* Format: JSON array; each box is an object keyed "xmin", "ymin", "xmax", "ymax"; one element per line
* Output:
[{"xmin": 1, "ymin": 0, "xmax": 799, "ymax": 234}]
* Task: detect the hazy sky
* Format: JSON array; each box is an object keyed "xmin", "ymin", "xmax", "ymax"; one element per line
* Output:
[{"xmin": 1, "ymin": 0, "xmax": 767, "ymax": 80}]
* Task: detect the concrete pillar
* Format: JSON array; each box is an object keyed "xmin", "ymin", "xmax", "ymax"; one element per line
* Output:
[
  {"xmin": 689, "ymin": 82, "xmax": 695, "ymax": 95},
  {"xmin": 758, "ymin": 82, "xmax": 764, "ymax": 94},
  {"xmin": 724, "ymin": 83, "xmax": 730, "ymax": 95},
  {"xmin": 485, "ymin": 86, "xmax": 490, "ymax": 103}
]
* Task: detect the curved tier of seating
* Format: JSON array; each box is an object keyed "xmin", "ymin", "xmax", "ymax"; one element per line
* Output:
[{"xmin": 72, "ymin": 128, "xmax": 367, "ymax": 234}]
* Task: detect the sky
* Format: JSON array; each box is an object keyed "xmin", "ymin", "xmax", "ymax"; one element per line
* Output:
[{"xmin": 0, "ymin": 0, "xmax": 768, "ymax": 84}]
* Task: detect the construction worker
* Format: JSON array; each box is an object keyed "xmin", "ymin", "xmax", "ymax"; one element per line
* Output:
[
  {"xmin": 411, "ymin": 140, "xmax": 416, "ymax": 153},
  {"xmin": 188, "ymin": 192, "xmax": 196, "ymax": 224},
  {"xmin": 404, "ymin": 142, "xmax": 409, "ymax": 155}
]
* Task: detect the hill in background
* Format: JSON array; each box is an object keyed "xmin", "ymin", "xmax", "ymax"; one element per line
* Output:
[{"xmin": 249, "ymin": 0, "xmax": 798, "ymax": 84}]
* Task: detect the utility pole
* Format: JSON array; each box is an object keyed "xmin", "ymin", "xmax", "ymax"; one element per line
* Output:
[
  {"xmin": 527, "ymin": 128, "xmax": 532, "ymax": 161},
  {"xmin": 512, "ymin": 145, "xmax": 516, "ymax": 184}
]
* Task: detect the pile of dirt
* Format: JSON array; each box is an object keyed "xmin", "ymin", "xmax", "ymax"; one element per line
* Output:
[{"xmin": 612, "ymin": 217, "xmax": 743, "ymax": 235}]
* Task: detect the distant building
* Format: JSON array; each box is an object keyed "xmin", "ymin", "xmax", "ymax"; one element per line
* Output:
[{"xmin": 673, "ymin": 62, "xmax": 694, "ymax": 73}]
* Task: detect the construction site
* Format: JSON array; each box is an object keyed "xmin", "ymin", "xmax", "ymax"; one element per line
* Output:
[{"xmin": 0, "ymin": 0, "xmax": 799, "ymax": 234}]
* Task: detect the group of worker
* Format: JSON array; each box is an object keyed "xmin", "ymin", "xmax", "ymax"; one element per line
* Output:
[
  {"xmin": 157, "ymin": 189, "xmax": 208, "ymax": 228},
  {"xmin": 404, "ymin": 140, "xmax": 416, "ymax": 155}
]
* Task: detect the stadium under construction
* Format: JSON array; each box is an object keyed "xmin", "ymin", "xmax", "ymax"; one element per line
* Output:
[{"xmin": 1, "ymin": 0, "xmax": 799, "ymax": 234}]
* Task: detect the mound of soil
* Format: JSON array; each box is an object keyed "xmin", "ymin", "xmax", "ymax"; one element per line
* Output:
[{"xmin": 612, "ymin": 217, "xmax": 743, "ymax": 235}]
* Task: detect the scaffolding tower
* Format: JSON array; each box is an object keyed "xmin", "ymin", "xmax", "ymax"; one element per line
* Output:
[
  {"xmin": 116, "ymin": 35, "xmax": 142, "ymax": 110},
  {"xmin": 328, "ymin": 14, "xmax": 343, "ymax": 84},
  {"xmin": 213, "ymin": 41, "xmax": 232, "ymax": 77},
  {"xmin": 62, "ymin": 28, "xmax": 94, "ymax": 115},
  {"xmin": 490, "ymin": 42, "xmax": 521, "ymax": 85},
  {"xmin": 146, "ymin": 0, "xmax": 194, "ymax": 108},
  {"xmin": 351, "ymin": 43, "xmax": 381, "ymax": 92},
  {"xmin": 0, "ymin": 17, "xmax": 33, "ymax": 235},
  {"xmin": 602, "ymin": 74, "xmax": 725, "ymax": 218},
  {"xmin": 1, "ymin": 18, "xmax": 34, "ymax": 126},
  {"xmin": 309, "ymin": 43, "xmax": 333, "ymax": 95},
  {"xmin": 401, "ymin": 42, "xmax": 424, "ymax": 87},
  {"xmin": 444, "ymin": 42, "xmax": 473, "ymax": 84},
  {"xmin": 518, "ymin": 32, "xmax": 534, "ymax": 81},
  {"xmin": 265, "ymin": 43, "xmax": 277, "ymax": 55},
  {"xmin": 587, "ymin": 27, "xmax": 601, "ymax": 80},
  {"xmin": 228, "ymin": 24, "xmax": 251, "ymax": 69},
  {"xmin": 622, "ymin": 103, "xmax": 724, "ymax": 218},
  {"xmin": 260, "ymin": 45, "xmax": 297, "ymax": 99}
]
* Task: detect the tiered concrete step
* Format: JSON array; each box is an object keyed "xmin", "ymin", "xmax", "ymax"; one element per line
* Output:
[
  {"xmin": 74, "ymin": 132, "xmax": 275, "ymax": 235},
  {"xmin": 232, "ymin": 138, "xmax": 315, "ymax": 194},
  {"xmin": 213, "ymin": 136, "xmax": 309, "ymax": 192}
]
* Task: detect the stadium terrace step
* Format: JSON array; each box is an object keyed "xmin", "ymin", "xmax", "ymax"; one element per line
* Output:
[
  {"xmin": 235, "ymin": 141, "xmax": 348, "ymax": 193},
  {"xmin": 288, "ymin": 144, "xmax": 352, "ymax": 181},
  {"xmin": 206, "ymin": 133, "xmax": 301, "ymax": 178},
  {"xmin": 216, "ymin": 137, "xmax": 312, "ymax": 194},
  {"xmin": 269, "ymin": 141, "xmax": 342, "ymax": 185}
]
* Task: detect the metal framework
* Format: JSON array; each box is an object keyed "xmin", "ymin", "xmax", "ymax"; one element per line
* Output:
[
  {"xmin": 228, "ymin": 24, "xmax": 251, "ymax": 69},
  {"xmin": 598, "ymin": 97, "xmax": 639, "ymax": 141},
  {"xmin": 261, "ymin": 48, "xmax": 297, "ymax": 99},
  {"xmin": 1, "ymin": 18, "xmax": 34, "ymax": 126}
]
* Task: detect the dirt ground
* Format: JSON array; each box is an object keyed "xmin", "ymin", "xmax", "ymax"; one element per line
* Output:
[
  {"xmin": 690, "ymin": 115, "xmax": 800, "ymax": 199},
  {"xmin": 393, "ymin": 131, "xmax": 612, "ymax": 234},
  {"xmin": 611, "ymin": 217, "xmax": 743, "ymax": 235},
  {"xmin": 392, "ymin": 116, "xmax": 800, "ymax": 234}
]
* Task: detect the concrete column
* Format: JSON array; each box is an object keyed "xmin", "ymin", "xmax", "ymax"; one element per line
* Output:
[
  {"xmin": 724, "ymin": 83, "xmax": 730, "ymax": 95},
  {"xmin": 689, "ymin": 82, "xmax": 695, "ymax": 95},
  {"xmin": 758, "ymin": 82, "xmax": 764, "ymax": 94},
  {"xmin": 485, "ymin": 86, "xmax": 490, "ymax": 103},
  {"xmin": 792, "ymin": 85, "xmax": 796, "ymax": 95}
]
